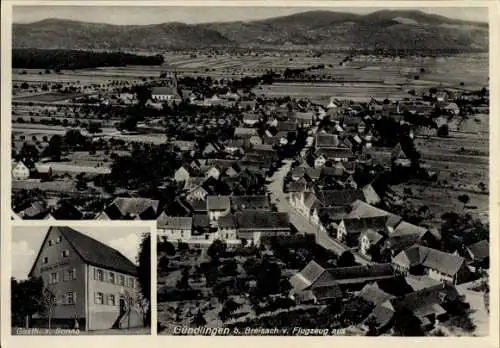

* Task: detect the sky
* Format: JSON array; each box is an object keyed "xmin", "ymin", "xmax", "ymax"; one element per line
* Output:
[
  {"xmin": 12, "ymin": 6, "xmax": 489, "ymax": 25},
  {"xmin": 12, "ymin": 225, "xmax": 150, "ymax": 280}
]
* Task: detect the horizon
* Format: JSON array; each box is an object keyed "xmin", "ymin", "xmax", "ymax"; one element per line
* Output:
[{"xmin": 13, "ymin": 7, "xmax": 489, "ymax": 25}]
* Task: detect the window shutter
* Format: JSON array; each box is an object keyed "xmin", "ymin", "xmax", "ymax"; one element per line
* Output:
[
  {"xmin": 73, "ymin": 292, "xmax": 77, "ymax": 304},
  {"xmin": 94, "ymin": 292, "xmax": 98, "ymax": 304},
  {"xmin": 55, "ymin": 272, "xmax": 59, "ymax": 283},
  {"xmin": 94, "ymin": 268, "xmax": 97, "ymax": 280},
  {"xmin": 73, "ymin": 268, "xmax": 76, "ymax": 280}
]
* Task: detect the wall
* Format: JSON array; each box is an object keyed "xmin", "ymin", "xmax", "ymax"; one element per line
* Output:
[
  {"xmin": 87, "ymin": 265, "xmax": 142, "ymax": 331},
  {"xmin": 158, "ymin": 228, "xmax": 191, "ymax": 241},
  {"xmin": 30, "ymin": 228, "xmax": 87, "ymax": 321},
  {"xmin": 218, "ymin": 228, "xmax": 237, "ymax": 241}
]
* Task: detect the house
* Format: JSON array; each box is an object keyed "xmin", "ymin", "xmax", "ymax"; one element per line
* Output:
[
  {"xmin": 51, "ymin": 200, "xmax": 84, "ymax": 220},
  {"xmin": 249, "ymin": 135, "xmax": 262, "ymax": 146},
  {"xmin": 366, "ymin": 281, "xmax": 459, "ymax": 334},
  {"xmin": 292, "ymin": 111, "xmax": 314, "ymax": 127},
  {"xmin": 173, "ymin": 140, "xmax": 195, "ymax": 153},
  {"xmin": 290, "ymin": 261, "xmax": 396, "ymax": 302},
  {"xmin": 35, "ymin": 164, "xmax": 53, "ymax": 181},
  {"xmin": 12, "ymin": 161, "xmax": 30, "ymax": 180},
  {"xmin": 174, "ymin": 166, "xmax": 190, "ymax": 183},
  {"xmin": 230, "ymin": 195, "xmax": 270, "ymax": 211},
  {"xmin": 152, "ymin": 85, "xmax": 180, "ymax": 102},
  {"xmin": 336, "ymin": 216, "xmax": 388, "ymax": 247},
  {"xmin": 234, "ymin": 127, "xmax": 258, "ymax": 139},
  {"xmin": 236, "ymin": 211, "xmax": 290, "ymax": 245},
  {"xmin": 357, "ymin": 283, "xmax": 395, "ymax": 306},
  {"xmin": 242, "ymin": 113, "xmax": 260, "ymax": 126},
  {"xmin": 288, "ymin": 261, "xmax": 343, "ymax": 304},
  {"xmin": 19, "ymin": 201, "xmax": 51, "ymax": 219},
  {"xmin": 218, "ymin": 214, "xmax": 238, "ymax": 242},
  {"xmin": 277, "ymin": 120, "xmax": 298, "ymax": 133},
  {"xmin": 314, "ymin": 147, "xmax": 355, "ymax": 167},
  {"xmin": 28, "ymin": 226, "xmax": 144, "ymax": 331},
  {"xmin": 202, "ymin": 166, "xmax": 220, "ymax": 180},
  {"xmin": 224, "ymin": 140, "xmax": 246, "ymax": 155},
  {"xmin": 206, "ymin": 196, "xmax": 231, "ymax": 226},
  {"xmin": 392, "ymin": 245, "xmax": 471, "ymax": 284},
  {"xmin": 326, "ymin": 98, "xmax": 339, "ymax": 117},
  {"xmin": 157, "ymin": 214, "xmax": 193, "ymax": 241},
  {"xmin": 185, "ymin": 185, "xmax": 209, "ymax": 202},
  {"xmin": 465, "ymin": 240, "xmax": 489, "ymax": 267},
  {"xmin": 315, "ymin": 134, "xmax": 340, "ymax": 150},
  {"xmin": 201, "ymin": 142, "xmax": 222, "ymax": 157},
  {"xmin": 96, "ymin": 198, "xmax": 160, "ymax": 220}
]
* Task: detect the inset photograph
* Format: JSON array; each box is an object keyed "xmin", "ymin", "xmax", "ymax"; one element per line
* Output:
[{"xmin": 11, "ymin": 224, "xmax": 151, "ymax": 335}]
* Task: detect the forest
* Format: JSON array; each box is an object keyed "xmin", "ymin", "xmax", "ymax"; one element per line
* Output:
[{"xmin": 12, "ymin": 48, "xmax": 164, "ymax": 69}]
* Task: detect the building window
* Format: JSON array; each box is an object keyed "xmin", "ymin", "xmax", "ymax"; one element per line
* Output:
[
  {"xmin": 127, "ymin": 277, "xmax": 134, "ymax": 288},
  {"xmin": 65, "ymin": 292, "xmax": 76, "ymax": 305},
  {"xmin": 61, "ymin": 249, "xmax": 70, "ymax": 258},
  {"xmin": 66, "ymin": 269, "xmax": 76, "ymax": 281},
  {"xmin": 48, "ymin": 240, "xmax": 53, "ymax": 246},
  {"xmin": 109, "ymin": 272, "xmax": 115, "ymax": 284},
  {"xmin": 56, "ymin": 236, "xmax": 62, "ymax": 244},
  {"xmin": 43, "ymin": 257, "xmax": 48, "ymax": 264},
  {"xmin": 95, "ymin": 292, "xmax": 104, "ymax": 304},
  {"xmin": 119, "ymin": 275, "xmax": 125, "ymax": 286},
  {"xmin": 50, "ymin": 272, "xmax": 58, "ymax": 284},
  {"xmin": 108, "ymin": 294, "xmax": 116, "ymax": 306},
  {"xmin": 95, "ymin": 269, "xmax": 104, "ymax": 282}
]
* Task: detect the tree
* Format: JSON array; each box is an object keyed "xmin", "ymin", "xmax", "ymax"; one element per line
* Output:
[
  {"xmin": 17, "ymin": 142, "xmax": 39, "ymax": 168},
  {"xmin": 192, "ymin": 310, "xmax": 207, "ymax": 327},
  {"xmin": 158, "ymin": 255, "xmax": 170, "ymax": 273},
  {"xmin": 177, "ymin": 267, "xmax": 191, "ymax": 289},
  {"xmin": 118, "ymin": 116, "xmax": 138, "ymax": 132},
  {"xmin": 337, "ymin": 250, "xmax": 356, "ymax": 267},
  {"xmin": 87, "ymin": 122, "xmax": 102, "ymax": 134},
  {"xmin": 64, "ymin": 129, "xmax": 86, "ymax": 149},
  {"xmin": 11, "ymin": 277, "xmax": 47, "ymax": 327},
  {"xmin": 136, "ymin": 233, "xmax": 151, "ymax": 327},
  {"xmin": 46, "ymin": 135, "xmax": 62, "ymax": 161},
  {"xmin": 437, "ymin": 124, "xmax": 449, "ymax": 137},
  {"xmin": 458, "ymin": 194, "xmax": 470, "ymax": 209},
  {"xmin": 42, "ymin": 287, "xmax": 57, "ymax": 330},
  {"xmin": 207, "ymin": 240, "xmax": 227, "ymax": 262},
  {"xmin": 21, "ymin": 82, "xmax": 29, "ymax": 89},
  {"xmin": 158, "ymin": 240, "xmax": 176, "ymax": 256}
]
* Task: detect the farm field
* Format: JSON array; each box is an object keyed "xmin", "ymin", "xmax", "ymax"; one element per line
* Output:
[
  {"xmin": 13, "ymin": 92, "xmax": 82, "ymax": 103},
  {"xmin": 253, "ymin": 82, "xmax": 409, "ymax": 102}
]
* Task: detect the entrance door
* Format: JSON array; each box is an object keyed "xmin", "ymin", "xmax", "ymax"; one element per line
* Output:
[{"xmin": 119, "ymin": 298, "xmax": 126, "ymax": 316}]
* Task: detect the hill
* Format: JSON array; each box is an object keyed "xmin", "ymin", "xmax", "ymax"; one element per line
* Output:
[{"xmin": 12, "ymin": 10, "xmax": 488, "ymax": 52}]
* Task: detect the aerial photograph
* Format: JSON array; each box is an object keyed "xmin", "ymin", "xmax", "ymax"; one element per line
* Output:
[
  {"xmin": 10, "ymin": 224, "xmax": 152, "ymax": 334},
  {"xmin": 10, "ymin": 6, "xmax": 490, "ymax": 336}
]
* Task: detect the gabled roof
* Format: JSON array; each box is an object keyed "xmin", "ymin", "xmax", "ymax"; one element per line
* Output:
[
  {"xmin": 289, "ymin": 260, "xmax": 327, "ymax": 292},
  {"xmin": 106, "ymin": 197, "xmax": 159, "ymax": 219},
  {"xmin": 316, "ymin": 147, "xmax": 355, "ymax": 160},
  {"xmin": 207, "ymin": 195, "xmax": 231, "ymax": 211},
  {"xmin": 218, "ymin": 214, "xmax": 237, "ymax": 229},
  {"xmin": 152, "ymin": 86, "xmax": 179, "ymax": 96},
  {"xmin": 230, "ymin": 195, "xmax": 270, "ymax": 211},
  {"xmin": 30, "ymin": 226, "xmax": 137, "ymax": 277},
  {"xmin": 466, "ymin": 239, "xmax": 489, "ymax": 262},
  {"xmin": 316, "ymin": 189, "xmax": 365, "ymax": 207},
  {"xmin": 358, "ymin": 283, "xmax": 395, "ymax": 306},
  {"xmin": 392, "ymin": 221, "xmax": 428, "ymax": 238},
  {"xmin": 342, "ymin": 216, "xmax": 388, "ymax": 234},
  {"xmin": 235, "ymin": 211, "xmax": 289, "ymax": 230},
  {"xmin": 327, "ymin": 263, "xmax": 395, "ymax": 284},
  {"xmin": 157, "ymin": 213, "xmax": 193, "ymax": 230},
  {"xmin": 394, "ymin": 245, "xmax": 467, "ymax": 277}
]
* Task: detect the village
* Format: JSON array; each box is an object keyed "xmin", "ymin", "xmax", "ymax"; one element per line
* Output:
[{"xmin": 10, "ymin": 51, "xmax": 490, "ymax": 336}]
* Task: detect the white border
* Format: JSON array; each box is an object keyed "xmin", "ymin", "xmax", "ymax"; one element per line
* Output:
[{"xmin": 1, "ymin": 1, "xmax": 499, "ymax": 347}]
